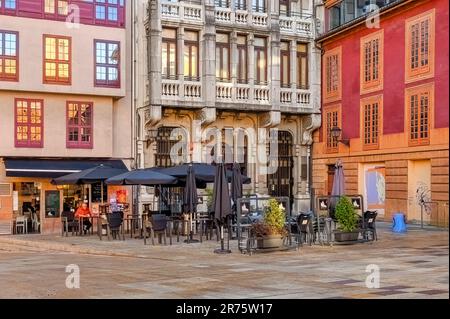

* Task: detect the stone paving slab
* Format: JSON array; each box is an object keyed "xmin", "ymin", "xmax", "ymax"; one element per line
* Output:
[{"xmin": 0, "ymin": 223, "xmax": 448, "ymax": 299}]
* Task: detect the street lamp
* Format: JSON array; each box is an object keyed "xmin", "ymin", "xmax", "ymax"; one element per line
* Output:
[
  {"xmin": 146, "ymin": 128, "xmax": 159, "ymax": 148},
  {"xmin": 331, "ymin": 126, "xmax": 350, "ymax": 146}
]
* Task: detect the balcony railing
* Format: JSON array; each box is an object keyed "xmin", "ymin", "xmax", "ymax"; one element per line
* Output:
[
  {"xmin": 280, "ymin": 88, "xmax": 312, "ymax": 108},
  {"xmin": 160, "ymin": 1, "xmax": 312, "ymax": 36},
  {"xmin": 279, "ymin": 15, "xmax": 312, "ymax": 37},
  {"xmin": 161, "ymin": 78, "xmax": 313, "ymax": 110},
  {"xmin": 161, "ymin": 1, "xmax": 202, "ymax": 21},
  {"xmin": 162, "ymin": 78, "xmax": 202, "ymax": 101}
]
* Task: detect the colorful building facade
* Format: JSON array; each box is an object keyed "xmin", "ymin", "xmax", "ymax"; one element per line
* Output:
[
  {"xmin": 313, "ymin": 0, "xmax": 449, "ymax": 225},
  {"xmin": 0, "ymin": 0, "xmax": 133, "ymax": 234}
]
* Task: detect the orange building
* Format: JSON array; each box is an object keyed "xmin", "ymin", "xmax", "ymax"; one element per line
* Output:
[
  {"xmin": 313, "ymin": 0, "xmax": 448, "ymax": 226},
  {"xmin": 0, "ymin": 0, "xmax": 132, "ymax": 234}
]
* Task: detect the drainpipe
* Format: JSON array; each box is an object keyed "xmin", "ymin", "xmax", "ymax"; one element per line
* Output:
[
  {"xmin": 309, "ymin": 0, "xmax": 325, "ymax": 212},
  {"xmin": 131, "ymin": 0, "xmax": 139, "ymax": 220}
]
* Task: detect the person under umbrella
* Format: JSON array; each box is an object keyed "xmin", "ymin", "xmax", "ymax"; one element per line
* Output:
[
  {"xmin": 213, "ymin": 162, "xmax": 232, "ymax": 254},
  {"xmin": 183, "ymin": 164, "xmax": 199, "ymax": 243}
]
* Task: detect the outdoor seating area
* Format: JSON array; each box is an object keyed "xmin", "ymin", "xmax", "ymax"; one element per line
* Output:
[{"xmin": 50, "ymin": 161, "xmax": 381, "ymax": 253}]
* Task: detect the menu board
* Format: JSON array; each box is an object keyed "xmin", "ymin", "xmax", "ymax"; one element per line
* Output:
[
  {"xmin": 91, "ymin": 182, "xmax": 107, "ymax": 203},
  {"xmin": 45, "ymin": 190, "xmax": 60, "ymax": 218}
]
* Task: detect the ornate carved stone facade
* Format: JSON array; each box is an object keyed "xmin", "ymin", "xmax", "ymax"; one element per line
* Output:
[{"xmin": 133, "ymin": 0, "xmax": 322, "ymax": 213}]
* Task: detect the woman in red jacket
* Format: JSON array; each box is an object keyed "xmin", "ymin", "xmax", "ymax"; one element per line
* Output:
[{"xmin": 75, "ymin": 201, "xmax": 92, "ymax": 232}]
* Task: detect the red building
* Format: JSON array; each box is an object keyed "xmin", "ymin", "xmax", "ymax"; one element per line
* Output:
[{"xmin": 313, "ymin": 0, "xmax": 448, "ymax": 225}]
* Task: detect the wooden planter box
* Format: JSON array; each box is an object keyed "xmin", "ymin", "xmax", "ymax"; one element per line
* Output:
[
  {"xmin": 256, "ymin": 235, "xmax": 284, "ymax": 249},
  {"xmin": 334, "ymin": 231, "xmax": 359, "ymax": 242}
]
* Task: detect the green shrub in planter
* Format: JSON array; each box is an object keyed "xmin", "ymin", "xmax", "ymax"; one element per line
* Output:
[
  {"xmin": 252, "ymin": 199, "xmax": 287, "ymax": 237},
  {"xmin": 335, "ymin": 196, "xmax": 358, "ymax": 232}
]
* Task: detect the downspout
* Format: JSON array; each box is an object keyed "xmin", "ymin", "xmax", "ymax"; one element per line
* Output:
[
  {"xmin": 131, "ymin": 0, "xmax": 139, "ymax": 218},
  {"xmin": 309, "ymin": 0, "xmax": 325, "ymax": 212}
]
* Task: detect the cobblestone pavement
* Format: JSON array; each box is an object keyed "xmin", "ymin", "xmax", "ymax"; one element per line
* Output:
[{"xmin": 0, "ymin": 223, "xmax": 448, "ymax": 299}]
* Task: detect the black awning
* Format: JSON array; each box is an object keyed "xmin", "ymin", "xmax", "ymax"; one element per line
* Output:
[{"xmin": 3, "ymin": 158, "xmax": 128, "ymax": 178}]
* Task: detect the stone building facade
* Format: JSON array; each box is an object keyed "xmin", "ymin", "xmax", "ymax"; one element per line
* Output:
[{"xmin": 131, "ymin": 0, "xmax": 323, "ymax": 213}]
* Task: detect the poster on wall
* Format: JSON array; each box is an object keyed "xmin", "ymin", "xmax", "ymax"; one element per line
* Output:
[{"xmin": 365, "ymin": 167, "xmax": 386, "ymax": 210}]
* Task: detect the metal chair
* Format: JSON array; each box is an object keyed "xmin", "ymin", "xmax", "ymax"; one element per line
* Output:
[
  {"xmin": 61, "ymin": 211, "xmax": 80, "ymax": 236},
  {"xmin": 296, "ymin": 213, "xmax": 314, "ymax": 246},
  {"xmin": 144, "ymin": 214, "xmax": 170, "ymax": 245},
  {"xmin": 106, "ymin": 212, "xmax": 125, "ymax": 240},
  {"xmin": 363, "ymin": 211, "xmax": 378, "ymax": 241}
]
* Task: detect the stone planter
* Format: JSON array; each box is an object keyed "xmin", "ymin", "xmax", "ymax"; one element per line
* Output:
[
  {"xmin": 256, "ymin": 235, "xmax": 284, "ymax": 249},
  {"xmin": 334, "ymin": 231, "xmax": 360, "ymax": 242}
]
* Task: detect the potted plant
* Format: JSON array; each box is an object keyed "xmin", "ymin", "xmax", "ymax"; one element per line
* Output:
[
  {"xmin": 251, "ymin": 198, "xmax": 288, "ymax": 249},
  {"xmin": 334, "ymin": 196, "xmax": 360, "ymax": 242}
]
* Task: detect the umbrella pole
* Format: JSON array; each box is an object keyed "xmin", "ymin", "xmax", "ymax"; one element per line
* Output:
[
  {"xmin": 101, "ymin": 181, "xmax": 104, "ymax": 205},
  {"xmin": 214, "ymin": 221, "xmax": 231, "ymax": 254},
  {"xmin": 158, "ymin": 184, "xmax": 162, "ymax": 214}
]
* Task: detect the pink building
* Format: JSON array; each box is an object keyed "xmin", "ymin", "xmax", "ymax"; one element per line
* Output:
[{"xmin": 0, "ymin": 0, "xmax": 132, "ymax": 234}]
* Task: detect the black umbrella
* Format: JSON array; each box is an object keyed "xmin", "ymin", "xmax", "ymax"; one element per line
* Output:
[
  {"xmin": 330, "ymin": 160, "xmax": 345, "ymax": 219},
  {"xmin": 231, "ymin": 162, "xmax": 243, "ymax": 215},
  {"xmin": 213, "ymin": 163, "xmax": 232, "ymax": 254},
  {"xmin": 183, "ymin": 164, "xmax": 199, "ymax": 243},
  {"xmin": 52, "ymin": 165, "xmax": 128, "ymax": 185},
  {"xmin": 105, "ymin": 169, "xmax": 177, "ymax": 186},
  {"xmin": 158, "ymin": 162, "xmax": 251, "ymax": 186},
  {"xmin": 51, "ymin": 164, "xmax": 128, "ymax": 205}
]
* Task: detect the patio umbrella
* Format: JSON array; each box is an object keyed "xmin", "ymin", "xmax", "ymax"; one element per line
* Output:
[
  {"xmin": 106, "ymin": 168, "xmax": 179, "ymax": 235},
  {"xmin": 51, "ymin": 164, "xmax": 128, "ymax": 205},
  {"xmin": 213, "ymin": 163, "xmax": 232, "ymax": 254},
  {"xmin": 105, "ymin": 169, "xmax": 177, "ymax": 186},
  {"xmin": 329, "ymin": 160, "xmax": 345, "ymax": 220},
  {"xmin": 331, "ymin": 161, "xmax": 345, "ymax": 197},
  {"xmin": 183, "ymin": 164, "xmax": 199, "ymax": 243},
  {"xmin": 231, "ymin": 162, "xmax": 243, "ymax": 215},
  {"xmin": 52, "ymin": 164, "xmax": 128, "ymax": 185},
  {"xmin": 158, "ymin": 162, "xmax": 251, "ymax": 187},
  {"xmin": 229, "ymin": 162, "xmax": 243, "ymax": 240}
]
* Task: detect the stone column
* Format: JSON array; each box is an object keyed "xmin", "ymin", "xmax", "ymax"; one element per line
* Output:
[
  {"xmin": 177, "ymin": 27, "xmax": 185, "ymax": 98},
  {"xmin": 290, "ymin": 39, "xmax": 297, "ymax": 89},
  {"xmin": 202, "ymin": 1, "xmax": 217, "ymax": 109},
  {"xmin": 290, "ymin": 39, "xmax": 297, "ymax": 108},
  {"xmin": 147, "ymin": 0, "xmax": 162, "ymax": 121},
  {"xmin": 230, "ymin": 31, "xmax": 238, "ymax": 101},
  {"xmin": 247, "ymin": 34, "xmax": 255, "ymax": 101},
  {"xmin": 269, "ymin": 12, "xmax": 281, "ymax": 112}
]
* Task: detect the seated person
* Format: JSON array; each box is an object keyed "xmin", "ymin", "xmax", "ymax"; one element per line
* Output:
[{"xmin": 75, "ymin": 201, "xmax": 92, "ymax": 231}]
